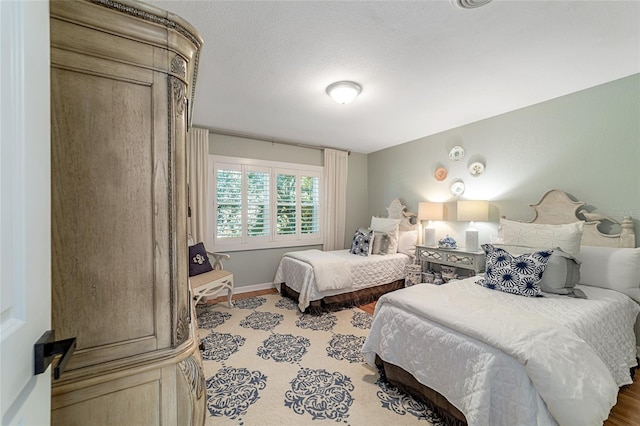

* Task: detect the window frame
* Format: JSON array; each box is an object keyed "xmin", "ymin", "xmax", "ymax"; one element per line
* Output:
[{"xmin": 208, "ymin": 155, "xmax": 323, "ymax": 251}]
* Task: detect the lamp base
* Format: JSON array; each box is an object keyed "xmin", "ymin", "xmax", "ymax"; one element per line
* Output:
[
  {"xmin": 424, "ymin": 227, "xmax": 436, "ymax": 246},
  {"xmin": 465, "ymin": 229, "xmax": 479, "ymax": 252}
]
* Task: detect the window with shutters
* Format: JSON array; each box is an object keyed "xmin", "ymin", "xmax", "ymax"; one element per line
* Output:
[
  {"xmin": 208, "ymin": 155, "xmax": 323, "ymax": 250},
  {"xmin": 301, "ymin": 175, "xmax": 320, "ymax": 235}
]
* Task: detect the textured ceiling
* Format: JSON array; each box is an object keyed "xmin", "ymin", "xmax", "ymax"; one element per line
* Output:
[{"xmin": 146, "ymin": 0, "xmax": 640, "ymax": 154}]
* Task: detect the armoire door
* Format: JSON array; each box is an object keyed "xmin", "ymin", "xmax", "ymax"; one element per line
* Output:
[{"xmin": 49, "ymin": 1, "xmax": 205, "ymax": 424}]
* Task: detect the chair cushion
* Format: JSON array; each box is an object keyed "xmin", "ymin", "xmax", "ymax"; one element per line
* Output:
[
  {"xmin": 189, "ymin": 269, "xmax": 233, "ymax": 289},
  {"xmin": 188, "ymin": 242, "xmax": 213, "ymax": 276}
]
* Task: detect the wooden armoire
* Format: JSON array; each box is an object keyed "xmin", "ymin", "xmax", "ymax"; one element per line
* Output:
[{"xmin": 50, "ymin": 0, "xmax": 205, "ymax": 423}]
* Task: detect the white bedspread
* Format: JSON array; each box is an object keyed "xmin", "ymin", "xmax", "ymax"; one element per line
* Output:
[
  {"xmin": 362, "ymin": 278, "xmax": 640, "ymax": 426},
  {"xmin": 283, "ymin": 249, "xmax": 351, "ymax": 291},
  {"xmin": 274, "ymin": 249, "xmax": 410, "ymax": 311}
]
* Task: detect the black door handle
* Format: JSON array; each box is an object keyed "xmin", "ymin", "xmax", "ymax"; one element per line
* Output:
[{"xmin": 34, "ymin": 330, "xmax": 77, "ymax": 380}]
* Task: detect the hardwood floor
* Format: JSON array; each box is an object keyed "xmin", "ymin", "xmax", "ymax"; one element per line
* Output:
[
  {"xmin": 206, "ymin": 292, "xmax": 640, "ymax": 425},
  {"xmin": 605, "ymin": 368, "xmax": 640, "ymax": 426},
  {"xmin": 359, "ymin": 300, "xmax": 376, "ymax": 315}
]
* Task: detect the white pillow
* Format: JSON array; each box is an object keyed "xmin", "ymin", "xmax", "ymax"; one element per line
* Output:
[
  {"xmin": 397, "ymin": 230, "xmax": 418, "ymax": 257},
  {"xmin": 579, "ymin": 246, "xmax": 640, "ymax": 303},
  {"xmin": 370, "ymin": 217, "xmax": 401, "ymax": 254},
  {"xmin": 497, "ymin": 218, "xmax": 584, "ymax": 259}
]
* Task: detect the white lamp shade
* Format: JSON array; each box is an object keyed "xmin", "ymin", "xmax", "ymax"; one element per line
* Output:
[
  {"xmin": 418, "ymin": 202, "xmax": 444, "ymax": 221},
  {"xmin": 326, "ymin": 81, "xmax": 362, "ymax": 104},
  {"xmin": 457, "ymin": 200, "xmax": 489, "ymax": 222}
]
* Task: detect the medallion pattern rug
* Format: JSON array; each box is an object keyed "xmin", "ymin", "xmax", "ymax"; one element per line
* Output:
[{"xmin": 196, "ymin": 294, "xmax": 445, "ymax": 426}]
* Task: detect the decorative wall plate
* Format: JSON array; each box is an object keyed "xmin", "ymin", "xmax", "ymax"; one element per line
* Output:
[
  {"xmin": 468, "ymin": 161, "xmax": 485, "ymax": 176},
  {"xmin": 448, "ymin": 146, "xmax": 465, "ymax": 162},
  {"xmin": 450, "ymin": 181, "xmax": 465, "ymax": 197},
  {"xmin": 435, "ymin": 167, "xmax": 447, "ymax": 181}
]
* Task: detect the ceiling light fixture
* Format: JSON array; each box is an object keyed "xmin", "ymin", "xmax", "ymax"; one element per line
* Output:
[
  {"xmin": 451, "ymin": 0, "xmax": 491, "ymax": 9},
  {"xmin": 453, "ymin": 0, "xmax": 492, "ymax": 9},
  {"xmin": 326, "ymin": 81, "xmax": 362, "ymax": 104}
]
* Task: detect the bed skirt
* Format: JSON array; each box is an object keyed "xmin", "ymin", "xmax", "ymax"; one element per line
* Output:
[
  {"xmin": 375, "ymin": 355, "xmax": 467, "ymax": 426},
  {"xmin": 374, "ymin": 356, "xmax": 638, "ymax": 425},
  {"xmin": 279, "ymin": 279, "xmax": 405, "ymax": 315}
]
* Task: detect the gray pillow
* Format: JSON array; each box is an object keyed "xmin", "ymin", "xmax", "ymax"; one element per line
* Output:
[
  {"xmin": 539, "ymin": 248, "xmax": 581, "ymax": 295},
  {"xmin": 371, "ymin": 231, "xmax": 391, "ymax": 255},
  {"xmin": 494, "ymin": 244, "xmax": 584, "ymax": 298}
]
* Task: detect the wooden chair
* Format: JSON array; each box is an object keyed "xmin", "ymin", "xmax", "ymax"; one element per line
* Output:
[{"xmin": 189, "ymin": 251, "xmax": 234, "ymax": 308}]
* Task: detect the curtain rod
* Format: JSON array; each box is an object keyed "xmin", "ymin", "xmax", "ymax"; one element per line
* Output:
[{"xmin": 203, "ymin": 127, "xmax": 351, "ymax": 155}]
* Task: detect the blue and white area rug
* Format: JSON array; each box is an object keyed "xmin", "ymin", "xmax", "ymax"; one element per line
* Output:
[{"xmin": 196, "ymin": 294, "xmax": 445, "ymax": 426}]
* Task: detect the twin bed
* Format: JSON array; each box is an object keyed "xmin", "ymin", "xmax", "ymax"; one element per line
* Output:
[
  {"xmin": 275, "ymin": 189, "xmax": 639, "ymax": 426},
  {"xmin": 362, "ymin": 190, "xmax": 639, "ymax": 426},
  {"xmin": 275, "ymin": 249, "xmax": 409, "ymax": 314},
  {"xmin": 275, "ymin": 198, "xmax": 417, "ymax": 314}
]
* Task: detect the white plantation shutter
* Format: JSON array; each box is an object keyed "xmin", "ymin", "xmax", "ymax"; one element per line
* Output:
[
  {"xmin": 300, "ymin": 174, "xmax": 320, "ymax": 236},
  {"xmin": 215, "ymin": 164, "xmax": 242, "ymax": 241},
  {"xmin": 210, "ymin": 155, "xmax": 322, "ymax": 250},
  {"xmin": 276, "ymin": 171, "xmax": 297, "ymax": 236},
  {"xmin": 246, "ymin": 168, "xmax": 270, "ymax": 239}
]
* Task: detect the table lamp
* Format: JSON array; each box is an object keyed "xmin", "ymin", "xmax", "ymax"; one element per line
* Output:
[
  {"xmin": 418, "ymin": 202, "xmax": 444, "ymax": 246},
  {"xmin": 457, "ymin": 200, "xmax": 489, "ymax": 252}
]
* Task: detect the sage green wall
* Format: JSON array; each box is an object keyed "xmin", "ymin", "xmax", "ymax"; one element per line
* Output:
[
  {"xmin": 368, "ymin": 74, "xmax": 640, "ymax": 247},
  {"xmin": 207, "ymin": 134, "xmax": 369, "ymax": 288}
]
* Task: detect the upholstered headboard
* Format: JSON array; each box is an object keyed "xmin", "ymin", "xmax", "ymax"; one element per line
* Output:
[{"xmin": 526, "ymin": 189, "xmax": 636, "ymax": 248}]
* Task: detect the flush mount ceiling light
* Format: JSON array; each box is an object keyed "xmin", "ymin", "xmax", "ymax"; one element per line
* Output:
[
  {"xmin": 326, "ymin": 81, "xmax": 362, "ymax": 104},
  {"xmin": 453, "ymin": 0, "xmax": 492, "ymax": 8}
]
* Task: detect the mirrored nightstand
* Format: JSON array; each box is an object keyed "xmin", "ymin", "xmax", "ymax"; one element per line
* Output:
[{"xmin": 415, "ymin": 245, "xmax": 486, "ymax": 279}]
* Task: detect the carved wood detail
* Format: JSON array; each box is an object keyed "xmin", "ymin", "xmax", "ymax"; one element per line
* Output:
[
  {"xmin": 172, "ymin": 56, "xmax": 187, "ymax": 80},
  {"xmin": 176, "ymin": 306, "xmax": 190, "ymax": 346},
  {"xmin": 171, "ymin": 76, "xmax": 187, "ymax": 116},
  {"xmin": 89, "ymin": 0, "xmax": 202, "ymax": 49},
  {"xmin": 528, "ymin": 189, "xmax": 636, "ymax": 248},
  {"xmin": 180, "ymin": 354, "xmax": 205, "ymax": 400},
  {"xmin": 89, "ymin": 0, "xmax": 202, "ymax": 124}
]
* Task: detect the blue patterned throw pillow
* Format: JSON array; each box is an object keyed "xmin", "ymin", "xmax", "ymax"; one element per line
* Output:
[
  {"xmin": 476, "ymin": 244, "xmax": 553, "ymax": 297},
  {"xmin": 349, "ymin": 228, "xmax": 374, "ymax": 256}
]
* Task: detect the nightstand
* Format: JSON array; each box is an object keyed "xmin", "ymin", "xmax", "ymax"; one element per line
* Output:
[{"xmin": 415, "ymin": 245, "xmax": 486, "ymax": 279}]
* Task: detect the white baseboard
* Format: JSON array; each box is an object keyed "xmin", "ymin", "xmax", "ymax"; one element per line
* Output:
[{"xmin": 234, "ymin": 282, "xmax": 277, "ymax": 295}]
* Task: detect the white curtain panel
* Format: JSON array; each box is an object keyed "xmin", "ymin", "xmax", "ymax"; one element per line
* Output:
[
  {"xmin": 322, "ymin": 148, "xmax": 348, "ymax": 251},
  {"xmin": 186, "ymin": 127, "xmax": 209, "ymax": 244}
]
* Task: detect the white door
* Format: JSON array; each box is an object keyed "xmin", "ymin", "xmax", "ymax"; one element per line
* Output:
[{"xmin": 1, "ymin": 1, "xmax": 52, "ymax": 425}]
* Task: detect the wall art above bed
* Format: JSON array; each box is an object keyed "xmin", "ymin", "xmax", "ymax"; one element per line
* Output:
[{"xmin": 448, "ymin": 145, "xmax": 465, "ymax": 161}]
